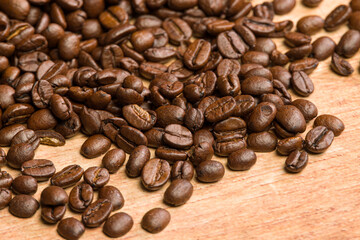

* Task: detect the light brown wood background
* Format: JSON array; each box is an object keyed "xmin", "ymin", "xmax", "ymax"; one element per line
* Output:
[{"xmin": 1, "ymin": 0, "xmax": 360, "ymax": 239}]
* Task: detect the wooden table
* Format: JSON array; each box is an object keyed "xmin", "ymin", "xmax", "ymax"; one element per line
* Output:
[{"xmin": 1, "ymin": 0, "xmax": 360, "ymax": 239}]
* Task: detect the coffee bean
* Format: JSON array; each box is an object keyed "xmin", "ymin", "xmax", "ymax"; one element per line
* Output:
[
  {"xmin": 141, "ymin": 208, "xmax": 170, "ymax": 233},
  {"xmin": 273, "ymin": 0, "xmax": 296, "ymax": 15},
  {"xmin": 331, "ymin": 53, "xmax": 354, "ymax": 76},
  {"xmin": 228, "ymin": 148, "xmax": 257, "ymax": 171},
  {"xmin": 21, "ymin": 159, "xmax": 56, "ymax": 181},
  {"xmin": 35, "ymin": 130, "xmax": 66, "ymax": 146},
  {"xmin": 99, "ymin": 185, "xmax": 124, "ymax": 211},
  {"xmin": 285, "ymin": 32, "xmax": 312, "ymax": 47},
  {"xmin": 41, "ymin": 205, "xmax": 66, "ymax": 224},
  {"xmin": 311, "ymin": 36, "xmax": 336, "ymax": 61},
  {"xmin": 126, "ymin": 145, "xmax": 150, "ymax": 177},
  {"xmin": 69, "ymin": 182, "xmax": 94, "ymax": 213},
  {"xmin": 289, "ymin": 58, "xmax": 319, "ymax": 74},
  {"xmin": 241, "ymin": 76, "xmax": 273, "ymax": 95},
  {"xmin": 57, "ymin": 217, "xmax": 85, "ymax": 240},
  {"xmin": 243, "ymin": 17, "xmax": 275, "ymax": 37},
  {"xmin": 291, "ymin": 71, "xmax": 314, "ymax": 97},
  {"xmin": 285, "ymin": 150, "xmax": 309, "ymax": 173},
  {"xmin": 102, "ymin": 149, "xmax": 125, "ymax": 174},
  {"xmin": 193, "ymin": 129, "xmax": 214, "ymax": 146},
  {"xmin": 271, "ymin": 50, "xmax": 289, "ymax": 66},
  {"xmin": 115, "ymin": 125, "xmax": 148, "ymax": 154},
  {"xmin": 80, "ymin": 134, "xmax": 111, "ymax": 159},
  {"xmin": 297, "ymin": 15, "xmax": 324, "ymax": 35},
  {"xmin": 141, "ymin": 158, "xmax": 171, "ymax": 191},
  {"xmin": 164, "ymin": 179, "xmax": 193, "ymax": 206},
  {"xmin": 2, "ymin": 103, "xmax": 35, "ymax": 126},
  {"xmin": 9, "ymin": 194, "xmax": 39, "ymax": 218},
  {"xmin": 217, "ymin": 30, "xmax": 248, "ymax": 59},
  {"xmin": 7, "ymin": 143, "xmax": 35, "ymax": 169},
  {"xmin": 351, "ymin": 0, "xmax": 360, "ymax": 11},
  {"xmin": 204, "ymin": 96, "xmax": 236, "ymax": 123},
  {"xmin": 144, "ymin": 128, "xmax": 165, "ymax": 148},
  {"xmin": 163, "ymin": 17, "xmax": 192, "ymax": 45},
  {"xmin": 247, "ymin": 102, "xmax": 277, "ymax": 132},
  {"xmin": 41, "ymin": 186, "xmax": 68, "ymax": 206},
  {"xmin": 292, "ymin": 99, "xmax": 318, "ymax": 122},
  {"xmin": 253, "ymin": 2, "xmax": 274, "ymax": 20},
  {"xmin": 286, "ymin": 44, "xmax": 313, "ymax": 61},
  {"xmin": 335, "ymin": 29, "xmax": 360, "ymax": 58},
  {"xmin": 0, "ymin": 170, "xmax": 13, "ymax": 189},
  {"xmin": 0, "ymin": 148, "xmax": 6, "ymax": 167},
  {"xmin": 233, "ymin": 95, "xmax": 256, "ymax": 117},
  {"xmin": 324, "ymin": 5, "xmax": 352, "ymax": 32},
  {"xmin": 51, "ymin": 164, "xmax": 84, "ymax": 188},
  {"xmin": 302, "ymin": 0, "xmax": 322, "ymax": 7},
  {"xmin": 83, "ymin": 167, "xmax": 110, "ymax": 190},
  {"xmin": 0, "ymin": 188, "xmax": 12, "ymax": 209},
  {"xmin": 349, "ymin": 11, "xmax": 360, "ymax": 31},
  {"xmin": 11, "ymin": 175, "xmax": 38, "ymax": 195},
  {"xmin": 11, "ymin": 129, "xmax": 40, "ymax": 150},
  {"xmin": 277, "ymin": 136, "xmax": 304, "ymax": 155},
  {"xmin": 155, "ymin": 147, "xmax": 188, "ymax": 164},
  {"xmin": 305, "ymin": 126, "xmax": 334, "ymax": 153},
  {"xmin": 196, "ymin": 160, "xmax": 225, "ymax": 183},
  {"xmin": 82, "ymin": 198, "xmax": 112, "ymax": 228},
  {"xmin": 103, "ymin": 212, "xmax": 133, "ymax": 238},
  {"xmin": 247, "ymin": 131, "xmax": 277, "ymax": 152},
  {"xmin": 313, "ymin": 114, "xmax": 345, "ymax": 136},
  {"xmin": 184, "ymin": 39, "xmax": 211, "ymax": 70},
  {"xmin": 171, "ymin": 161, "xmax": 194, "ymax": 181},
  {"xmin": 122, "ymin": 104, "xmax": 156, "ymax": 131}
]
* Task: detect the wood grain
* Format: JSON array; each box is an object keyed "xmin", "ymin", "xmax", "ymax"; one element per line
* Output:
[{"xmin": 1, "ymin": 0, "xmax": 360, "ymax": 239}]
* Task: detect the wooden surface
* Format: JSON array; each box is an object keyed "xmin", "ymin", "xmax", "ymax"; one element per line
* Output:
[{"xmin": 1, "ymin": 0, "xmax": 360, "ymax": 239}]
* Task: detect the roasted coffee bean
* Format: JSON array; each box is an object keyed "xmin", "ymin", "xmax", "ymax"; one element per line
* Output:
[
  {"xmin": 115, "ymin": 125, "xmax": 148, "ymax": 154},
  {"xmin": 69, "ymin": 182, "xmax": 94, "ymax": 213},
  {"xmin": 35, "ymin": 130, "xmax": 66, "ymax": 146},
  {"xmin": 126, "ymin": 145, "xmax": 150, "ymax": 177},
  {"xmin": 324, "ymin": 5, "xmax": 352, "ymax": 31},
  {"xmin": 204, "ymin": 96, "xmax": 236, "ymax": 123},
  {"xmin": 242, "ymin": 51, "xmax": 270, "ymax": 67},
  {"xmin": 273, "ymin": 0, "xmax": 296, "ymax": 14},
  {"xmin": 291, "ymin": 71, "xmax": 314, "ymax": 97},
  {"xmin": 2, "ymin": 103, "xmax": 35, "ymax": 126},
  {"xmin": 285, "ymin": 150, "xmax": 309, "ymax": 173},
  {"xmin": 253, "ymin": 2, "xmax": 274, "ymax": 20},
  {"xmin": 276, "ymin": 105, "xmax": 306, "ymax": 135},
  {"xmin": 171, "ymin": 161, "xmax": 194, "ymax": 181},
  {"xmin": 247, "ymin": 131, "xmax": 277, "ymax": 152},
  {"xmin": 291, "ymin": 99, "xmax": 318, "ymax": 122},
  {"xmin": 163, "ymin": 124, "xmax": 193, "ymax": 149},
  {"xmin": 55, "ymin": 112, "xmax": 82, "ymax": 139},
  {"xmin": 50, "ymin": 94, "xmax": 72, "ymax": 121},
  {"xmin": 193, "ymin": 129, "xmax": 214, "ymax": 147},
  {"xmin": 270, "ymin": 49, "xmax": 289, "ymax": 66},
  {"xmin": 141, "ymin": 158, "xmax": 171, "ymax": 191},
  {"xmin": 184, "ymin": 107, "xmax": 204, "ymax": 132},
  {"xmin": 21, "ymin": 159, "xmax": 56, "ymax": 181},
  {"xmin": 9, "ymin": 195, "xmax": 39, "ymax": 218},
  {"xmin": 0, "ymin": 0, "xmax": 30, "ymax": 20},
  {"xmin": 217, "ymin": 30, "xmax": 248, "ymax": 59},
  {"xmin": 18, "ymin": 52, "xmax": 49, "ymax": 72},
  {"xmin": 216, "ymin": 59, "xmax": 241, "ymax": 77},
  {"xmin": 163, "ymin": 17, "xmax": 192, "ymax": 45},
  {"xmin": 144, "ymin": 128, "xmax": 165, "ymax": 148},
  {"xmin": 247, "ymin": 102, "xmax": 277, "ymax": 132},
  {"xmin": 99, "ymin": 185, "xmax": 124, "ymax": 211},
  {"xmin": 252, "ymin": 38, "xmax": 276, "ymax": 55},
  {"xmin": 214, "ymin": 134, "xmax": 247, "ymax": 157},
  {"xmin": 289, "ymin": 58, "xmax": 319, "ymax": 74},
  {"xmin": 188, "ymin": 141, "xmax": 214, "ymax": 166},
  {"xmin": 11, "ymin": 129, "xmax": 39, "ymax": 150},
  {"xmin": 144, "ymin": 46, "xmax": 177, "ymax": 62},
  {"xmin": 227, "ymin": 148, "xmax": 257, "ymax": 171},
  {"xmin": 233, "ymin": 95, "xmax": 256, "ymax": 117},
  {"xmin": 311, "ymin": 36, "xmax": 336, "ymax": 61},
  {"xmin": 141, "ymin": 208, "xmax": 170, "ymax": 233},
  {"xmin": 27, "ymin": 109, "xmax": 58, "ymax": 131},
  {"xmin": 286, "ymin": 44, "xmax": 313, "ymax": 61},
  {"xmin": 0, "ymin": 84, "xmax": 15, "ymax": 109},
  {"xmin": 305, "ymin": 126, "xmax": 334, "ymax": 153},
  {"xmin": 217, "ymin": 74, "xmax": 241, "ymax": 97},
  {"xmin": 0, "ymin": 188, "xmax": 11, "ymax": 209},
  {"xmin": 260, "ymin": 94, "xmax": 284, "ymax": 110},
  {"xmin": 83, "ymin": 167, "xmax": 110, "ymax": 190},
  {"xmin": 213, "ymin": 117, "xmax": 246, "ymax": 138},
  {"xmin": 80, "ymin": 134, "xmax": 111, "ymax": 159},
  {"xmin": 351, "ymin": 0, "xmax": 360, "ymax": 11},
  {"xmin": 184, "ymin": 39, "xmax": 211, "ymax": 70},
  {"xmin": 335, "ymin": 30, "xmax": 360, "ymax": 58},
  {"xmin": 243, "ymin": 17, "xmax": 275, "ymax": 37},
  {"xmin": 314, "ymin": 114, "xmax": 345, "ymax": 136},
  {"xmin": 140, "ymin": 62, "xmax": 168, "ymax": 80},
  {"xmin": 164, "ymin": 179, "xmax": 193, "ymax": 206},
  {"xmin": 297, "ymin": 15, "xmax": 324, "ymax": 35},
  {"xmin": 277, "ymin": 136, "xmax": 304, "ymax": 155},
  {"xmin": 207, "ymin": 19, "xmax": 235, "ymax": 35},
  {"xmin": 11, "ymin": 175, "xmax": 37, "ymax": 195},
  {"xmin": 41, "ymin": 205, "xmax": 66, "ymax": 224},
  {"xmin": 51, "ymin": 164, "xmax": 84, "ymax": 188},
  {"xmin": 41, "ymin": 186, "xmax": 68, "ymax": 206},
  {"xmin": 284, "ymin": 32, "xmax": 312, "ymax": 47},
  {"xmin": 349, "ymin": 11, "xmax": 360, "ymax": 31},
  {"xmin": 242, "ymin": 76, "xmax": 273, "ymax": 95},
  {"xmin": 244, "ymin": 67, "xmax": 273, "ymax": 81},
  {"xmin": 0, "ymin": 148, "xmax": 6, "ymax": 167},
  {"xmin": 7, "ymin": 143, "xmax": 35, "ymax": 169},
  {"xmin": 82, "ymin": 198, "xmax": 112, "ymax": 228},
  {"xmin": 196, "ymin": 160, "xmax": 224, "ymax": 183},
  {"xmin": 0, "ymin": 170, "xmax": 13, "ymax": 189},
  {"xmin": 79, "ymin": 107, "xmax": 101, "ymax": 136},
  {"xmin": 155, "ymin": 147, "xmax": 188, "ymax": 164},
  {"xmin": 273, "ymin": 79, "xmax": 291, "ymax": 104},
  {"xmin": 122, "ymin": 104, "xmax": 156, "ymax": 131},
  {"xmin": 331, "ymin": 53, "xmax": 354, "ymax": 76},
  {"xmin": 103, "ymin": 212, "xmax": 133, "ymax": 238},
  {"xmin": 57, "ymin": 217, "xmax": 85, "ymax": 240},
  {"xmin": 102, "ymin": 149, "xmax": 125, "ymax": 174},
  {"xmin": 302, "ymin": 0, "xmax": 322, "ymax": 7}
]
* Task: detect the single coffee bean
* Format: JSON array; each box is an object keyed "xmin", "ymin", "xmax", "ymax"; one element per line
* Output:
[
  {"xmin": 284, "ymin": 32, "xmax": 312, "ymax": 47},
  {"xmin": 171, "ymin": 161, "xmax": 194, "ymax": 181},
  {"xmin": 164, "ymin": 179, "xmax": 193, "ymax": 206},
  {"xmin": 188, "ymin": 142, "xmax": 214, "ymax": 166},
  {"xmin": 292, "ymin": 99, "xmax": 318, "ymax": 122},
  {"xmin": 41, "ymin": 205, "xmax": 66, "ymax": 224},
  {"xmin": 103, "ymin": 212, "xmax": 133, "ymax": 238},
  {"xmin": 285, "ymin": 150, "xmax": 309, "ymax": 173},
  {"xmin": 27, "ymin": 109, "xmax": 58, "ymax": 131},
  {"xmin": 41, "ymin": 186, "xmax": 68, "ymax": 206},
  {"xmin": 291, "ymin": 71, "xmax": 314, "ymax": 97},
  {"xmin": 324, "ymin": 5, "xmax": 352, "ymax": 32},
  {"xmin": 11, "ymin": 175, "xmax": 38, "ymax": 195},
  {"xmin": 99, "ymin": 185, "xmax": 124, "ymax": 211},
  {"xmin": 0, "ymin": 170, "xmax": 13, "ymax": 189},
  {"xmin": 82, "ymin": 198, "xmax": 113, "ymax": 228},
  {"xmin": 289, "ymin": 58, "xmax": 319, "ymax": 74},
  {"xmin": 126, "ymin": 145, "xmax": 151, "ymax": 177},
  {"xmin": 155, "ymin": 147, "xmax": 188, "ymax": 164},
  {"xmin": 241, "ymin": 76, "xmax": 273, "ymax": 95},
  {"xmin": 261, "ymin": 94, "xmax": 284, "ymax": 110},
  {"xmin": 302, "ymin": 0, "xmax": 322, "ymax": 7},
  {"xmin": 162, "ymin": 17, "xmax": 192, "ymax": 45},
  {"xmin": 214, "ymin": 135, "xmax": 247, "ymax": 157},
  {"xmin": 69, "ymin": 182, "xmax": 94, "ymax": 213},
  {"xmin": 270, "ymin": 50, "xmax": 289, "ymax": 66},
  {"xmin": 276, "ymin": 105, "xmax": 307, "ymax": 135},
  {"xmin": 141, "ymin": 158, "xmax": 171, "ymax": 191},
  {"xmin": 305, "ymin": 126, "xmax": 334, "ymax": 153},
  {"xmin": 351, "ymin": 0, "xmax": 360, "ymax": 11},
  {"xmin": 2, "ymin": 103, "xmax": 35, "ymax": 126},
  {"xmin": 35, "ymin": 130, "xmax": 66, "ymax": 146},
  {"xmin": 80, "ymin": 134, "xmax": 111, "ymax": 159},
  {"xmin": 247, "ymin": 131, "xmax": 278, "ymax": 152},
  {"xmin": 11, "ymin": 129, "xmax": 40, "ymax": 150},
  {"xmin": 217, "ymin": 30, "xmax": 248, "ymax": 59},
  {"xmin": 273, "ymin": 0, "xmax": 296, "ymax": 15},
  {"xmin": 196, "ymin": 160, "xmax": 225, "ymax": 183},
  {"xmin": 122, "ymin": 104, "xmax": 156, "ymax": 131},
  {"xmin": 193, "ymin": 129, "xmax": 215, "ymax": 146},
  {"xmin": 0, "ymin": 188, "xmax": 12, "ymax": 209},
  {"xmin": 313, "ymin": 114, "xmax": 345, "ymax": 136},
  {"xmin": 297, "ymin": 15, "xmax": 324, "ymax": 35},
  {"xmin": 247, "ymin": 102, "xmax": 277, "ymax": 132},
  {"xmin": 184, "ymin": 39, "xmax": 211, "ymax": 70},
  {"xmin": 204, "ymin": 96, "xmax": 236, "ymax": 123},
  {"xmin": 335, "ymin": 29, "xmax": 360, "ymax": 58},
  {"xmin": 51, "ymin": 164, "xmax": 84, "ymax": 188},
  {"xmin": 277, "ymin": 136, "xmax": 304, "ymax": 155},
  {"xmin": 9, "ymin": 194, "xmax": 39, "ymax": 218},
  {"xmin": 349, "ymin": 11, "xmax": 360, "ymax": 31},
  {"xmin": 21, "ymin": 159, "xmax": 56, "ymax": 181},
  {"xmin": 331, "ymin": 53, "xmax": 354, "ymax": 76},
  {"xmin": 83, "ymin": 167, "xmax": 110, "ymax": 190},
  {"xmin": 141, "ymin": 208, "xmax": 171, "ymax": 233},
  {"xmin": 286, "ymin": 44, "xmax": 313, "ymax": 61},
  {"xmin": 57, "ymin": 217, "xmax": 85, "ymax": 240},
  {"xmin": 227, "ymin": 148, "xmax": 257, "ymax": 171},
  {"xmin": 99, "ymin": 6, "xmax": 129, "ymax": 29},
  {"xmin": 311, "ymin": 36, "xmax": 336, "ymax": 61},
  {"xmin": 233, "ymin": 95, "xmax": 257, "ymax": 117},
  {"xmin": 163, "ymin": 124, "xmax": 193, "ymax": 150},
  {"xmin": 115, "ymin": 125, "xmax": 148, "ymax": 154},
  {"xmin": 102, "ymin": 149, "xmax": 126, "ymax": 174},
  {"xmin": 155, "ymin": 105, "xmax": 185, "ymax": 127},
  {"xmin": 7, "ymin": 143, "xmax": 35, "ymax": 169}
]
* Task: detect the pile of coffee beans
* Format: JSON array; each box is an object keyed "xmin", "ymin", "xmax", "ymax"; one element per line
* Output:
[{"xmin": 0, "ymin": 0, "xmax": 353, "ymax": 238}]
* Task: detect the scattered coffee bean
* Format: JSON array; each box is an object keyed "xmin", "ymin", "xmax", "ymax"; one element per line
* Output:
[
  {"xmin": 313, "ymin": 114, "xmax": 345, "ymax": 136},
  {"xmin": 99, "ymin": 185, "xmax": 124, "ymax": 211},
  {"xmin": 82, "ymin": 198, "xmax": 112, "ymax": 228},
  {"xmin": 141, "ymin": 208, "xmax": 171, "ymax": 234},
  {"xmin": 11, "ymin": 175, "xmax": 37, "ymax": 195},
  {"xmin": 57, "ymin": 217, "xmax": 85, "ymax": 240},
  {"xmin": 164, "ymin": 179, "xmax": 193, "ymax": 206},
  {"xmin": 285, "ymin": 150, "xmax": 309, "ymax": 173},
  {"xmin": 103, "ymin": 212, "xmax": 133, "ymax": 238},
  {"xmin": 227, "ymin": 149, "xmax": 257, "ymax": 171},
  {"xmin": 9, "ymin": 194, "xmax": 39, "ymax": 218},
  {"xmin": 305, "ymin": 126, "xmax": 334, "ymax": 153},
  {"xmin": 196, "ymin": 160, "xmax": 225, "ymax": 183}
]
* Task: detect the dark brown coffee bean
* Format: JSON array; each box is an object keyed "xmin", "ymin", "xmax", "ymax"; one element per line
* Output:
[
  {"xmin": 122, "ymin": 104, "xmax": 156, "ymax": 131},
  {"xmin": 115, "ymin": 125, "xmax": 148, "ymax": 154},
  {"xmin": 285, "ymin": 150, "xmax": 309, "ymax": 173},
  {"xmin": 18, "ymin": 52, "xmax": 49, "ymax": 72},
  {"xmin": 253, "ymin": 2, "xmax": 274, "ymax": 20},
  {"xmin": 69, "ymin": 182, "xmax": 94, "ymax": 213},
  {"xmin": 247, "ymin": 102, "xmax": 277, "ymax": 132},
  {"xmin": 40, "ymin": 185, "xmax": 68, "ymax": 206},
  {"xmin": 351, "ymin": 0, "xmax": 360, "ymax": 11},
  {"xmin": 217, "ymin": 30, "xmax": 248, "ymax": 59},
  {"xmin": 291, "ymin": 71, "xmax": 314, "ymax": 96},
  {"xmin": 243, "ymin": 17, "xmax": 275, "ymax": 37},
  {"xmin": 104, "ymin": 23, "xmax": 136, "ymax": 45},
  {"xmin": 260, "ymin": 94, "xmax": 284, "ymax": 110},
  {"xmin": 35, "ymin": 130, "xmax": 66, "ymax": 146},
  {"xmin": 335, "ymin": 29, "xmax": 360, "ymax": 58},
  {"xmin": 331, "ymin": 53, "xmax": 354, "ymax": 76},
  {"xmin": 324, "ymin": 5, "xmax": 352, "ymax": 31},
  {"xmin": 144, "ymin": 128, "xmax": 165, "ymax": 148},
  {"xmin": 9, "ymin": 195, "xmax": 39, "ymax": 218},
  {"xmin": 51, "ymin": 164, "xmax": 84, "ymax": 188},
  {"xmin": 141, "ymin": 208, "xmax": 170, "ymax": 233},
  {"xmin": 2, "ymin": 103, "xmax": 35, "ymax": 126},
  {"xmin": 204, "ymin": 96, "xmax": 236, "ymax": 123},
  {"xmin": 302, "ymin": 0, "xmax": 322, "ymax": 7},
  {"xmin": 0, "ymin": 0, "xmax": 30, "ymax": 20},
  {"xmin": 84, "ymin": 167, "xmax": 110, "ymax": 190},
  {"xmin": 126, "ymin": 145, "xmax": 150, "ymax": 177},
  {"xmin": 102, "ymin": 149, "xmax": 125, "ymax": 174},
  {"xmin": 80, "ymin": 134, "xmax": 111, "ymax": 159},
  {"xmin": 291, "ymin": 99, "xmax": 318, "ymax": 122},
  {"xmin": 103, "ymin": 212, "xmax": 133, "ymax": 238},
  {"xmin": 21, "ymin": 159, "xmax": 56, "ymax": 181},
  {"xmin": 41, "ymin": 205, "xmax": 66, "ymax": 224},
  {"xmin": 193, "ymin": 129, "xmax": 214, "ymax": 147},
  {"xmin": 163, "ymin": 124, "xmax": 193, "ymax": 149},
  {"xmin": 171, "ymin": 161, "xmax": 194, "ymax": 181},
  {"xmin": 141, "ymin": 158, "xmax": 171, "ymax": 191},
  {"xmin": 49, "ymin": 94, "xmax": 72, "ymax": 121},
  {"xmin": 284, "ymin": 32, "xmax": 312, "ymax": 47},
  {"xmin": 247, "ymin": 131, "xmax": 277, "ymax": 152},
  {"xmin": 0, "ymin": 188, "xmax": 11, "ymax": 209},
  {"xmin": 273, "ymin": 0, "xmax": 296, "ymax": 14},
  {"xmin": 305, "ymin": 126, "xmax": 334, "ymax": 153},
  {"xmin": 0, "ymin": 84, "xmax": 15, "ymax": 109},
  {"xmin": 163, "ymin": 17, "xmax": 192, "ymax": 45},
  {"xmin": 0, "ymin": 170, "xmax": 13, "ymax": 189},
  {"xmin": 311, "ymin": 36, "xmax": 336, "ymax": 61},
  {"xmin": 184, "ymin": 107, "xmax": 204, "ymax": 132},
  {"xmin": 242, "ymin": 76, "xmax": 273, "ymax": 95},
  {"xmin": 349, "ymin": 11, "xmax": 360, "ymax": 31},
  {"xmin": 184, "ymin": 39, "xmax": 211, "ymax": 70},
  {"xmin": 289, "ymin": 58, "xmax": 319, "ymax": 74},
  {"xmin": 135, "ymin": 15, "xmax": 162, "ymax": 29},
  {"xmin": 214, "ymin": 134, "xmax": 247, "ymax": 157},
  {"xmin": 313, "ymin": 114, "xmax": 345, "ymax": 136},
  {"xmin": 276, "ymin": 105, "xmax": 306, "ymax": 135},
  {"xmin": 164, "ymin": 179, "xmax": 193, "ymax": 206},
  {"xmin": 7, "ymin": 143, "xmax": 35, "ymax": 169},
  {"xmin": 99, "ymin": 6, "xmax": 128, "ymax": 29},
  {"xmin": 99, "ymin": 185, "xmax": 124, "ymax": 211},
  {"xmin": 11, "ymin": 175, "xmax": 37, "ymax": 195},
  {"xmin": 27, "ymin": 109, "xmax": 57, "ymax": 131},
  {"xmin": 277, "ymin": 136, "xmax": 304, "ymax": 155},
  {"xmin": 286, "ymin": 44, "xmax": 313, "ymax": 61},
  {"xmin": 233, "ymin": 95, "xmax": 256, "ymax": 117},
  {"xmin": 297, "ymin": 15, "xmax": 324, "ymax": 35},
  {"xmin": 227, "ymin": 148, "xmax": 257, "ymax": 171},
  {"xmin": 188, "ymin": 141, "xmax": 213, "ymax": 166},
  {"xmin": 196, "ymin": 160, "xmax": 224, "ymax": 183},
  {"xmin": 155, "ymin": 147, "xmax": 188, "ymax": 164},
  {"xmin": 0, "ymin": 148, "xmax": 6, "ymax": 167},
  {"xmin": 216, "ymin": 59, "xmax": 241, "ymax": 77},
  {"xmin": 57, "ymin": 217, "xmax": 85, "ymax": 240},
  {"xmin": 270, "ymin": 50, "xmax": 289, "ymax": 66},
  {"xmin": 11, "ymin": 129, "xmax": 39, "ymax": 150},
  {"xmin": 82, "ymin": 198, "xmax": 112, "ymax": 228}
]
